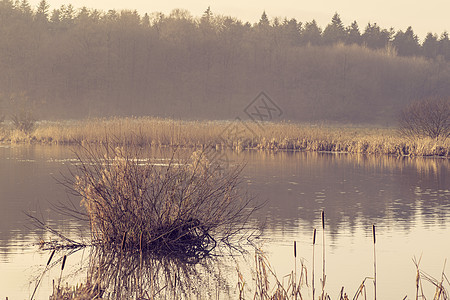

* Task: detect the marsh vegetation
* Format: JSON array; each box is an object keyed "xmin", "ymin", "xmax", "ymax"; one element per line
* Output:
[{"xmin": 2, "ymin": 117, "xmax": 449, "ymax": 157}]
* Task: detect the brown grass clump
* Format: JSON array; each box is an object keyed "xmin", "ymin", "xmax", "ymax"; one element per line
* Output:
[
  {"xmin": 66, "ymin": 140, "xmax": 256, "ymax": 263},
  {"xmin": 413, "ymin": 256, "xmax": 450, "ymax": 300},
  {"xmin": 244, "ymin": 248, "xmax": 308, "ymax": 300},
  {"xmin": 49, "ymin": 281, "xmax": 104, "ymax": 300}
]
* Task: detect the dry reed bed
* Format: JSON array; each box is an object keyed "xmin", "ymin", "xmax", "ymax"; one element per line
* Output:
[{"xmin": 2, "ymin": 117, "xmax": 449, "ymax": 157}]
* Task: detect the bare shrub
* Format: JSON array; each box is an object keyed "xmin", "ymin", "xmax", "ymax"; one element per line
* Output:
[
  {"xmin": 65, "ymin": 141, "xmax": 257, "ymax": 262},
  {"xmin": 9, "ymin": 92, "xmax": 36, "ymax": 134},
  {"xmin": 11, "ymin": 111, "xmax": 35, "ymax": 134},
  {"xmin": 0, "ymin": 114, "xmax": 4, "ymax": 138},
  {"xmin": 399, "ymin": 97, "xmax": 450, "ymax": 141}
]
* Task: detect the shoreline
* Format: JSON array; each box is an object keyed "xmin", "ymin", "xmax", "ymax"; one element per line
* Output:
[{"xmin": 0, "ymin": 117, "xmax": 448, "ymax": 158}]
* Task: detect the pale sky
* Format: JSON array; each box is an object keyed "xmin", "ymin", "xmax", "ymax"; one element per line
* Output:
[{"xmin": 30, "ymin": 0, "xmax": 449, "ymax": 40}]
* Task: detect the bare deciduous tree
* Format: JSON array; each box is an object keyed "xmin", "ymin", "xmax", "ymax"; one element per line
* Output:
[
  {"xmin": 9, "ymin": 92, "xmax": 36, "ymax": 134},
  {"xmin": 398, "ymin": 97, "xmax": 450, "ymax": 141}
]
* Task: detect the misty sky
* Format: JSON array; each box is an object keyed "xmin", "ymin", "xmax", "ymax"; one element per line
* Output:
[{"xmin": 30, "ymin": 0, "xmax": 448, "ymax": 40}]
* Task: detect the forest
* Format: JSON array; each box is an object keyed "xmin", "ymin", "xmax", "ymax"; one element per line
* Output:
[{"xmin": 1, "ymin": 0, "xmax": 450, "ymax": 124}]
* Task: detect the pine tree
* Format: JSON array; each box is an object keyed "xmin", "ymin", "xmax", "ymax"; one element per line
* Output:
[
  {"xmin": 422, "ymin": 33, "xmax": 439, "ymax": 59},
  {"xmin": 392, "ymin": 26, "xmax": 420, "ymax": 56},
  {"xmin": 438, "ymin": 31, "xmax": 450, "ymax": 60},
  {"xmin": 258, "ymin": 10, "xmax": 269, "ymax": 27},
  {"xmin": 323, "ymin": 13, "xmax": 346, "ymax": 45},
  {"xmin": 201, "ymin": 6, "xmax": 212, "ymax": 24},
  {"xmin": 346, "ymin": 21, "xmax": 361, "ymax": 45},
  {"xmin": 301, "ymin": 19, "xmax": 322, "ymax": 45},
  {"xmin": 19, "ymin": 0, "xmax": 31, "ymax": 17},
  {"xmin": 362, "ymin": 22, "xmax": 392, "ymax": 49},
  {"xmin": 35, "ymin": 0, "xmax": 50, "ymax": 22},
  {"xmin": 49, "ymin": 8, "xmax": 60, "ymax": 24},
  {"xmin": 142, "ymin": 13, "xmax": 150, "ymax": 27},
  {"xmin": 281, "ymin": 18, "xmax": 301, "ymax": 45}
]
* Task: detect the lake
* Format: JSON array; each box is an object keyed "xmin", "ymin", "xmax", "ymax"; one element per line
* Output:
[{"xmin": 0, "ymin": 144, "xmax": 449, "ymax": 299}]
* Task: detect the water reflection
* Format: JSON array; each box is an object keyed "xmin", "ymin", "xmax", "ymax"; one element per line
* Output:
[
  {"xmin": 48, "ymin": 246, "xmax": 238, "ymax": 299},
  {"xmin": 240, "ymin": 151, "xmax": 450, "ymax": 239},
  {"xmin": 0, "ymin": 145, "xmax": 449, "ymax": 298}
]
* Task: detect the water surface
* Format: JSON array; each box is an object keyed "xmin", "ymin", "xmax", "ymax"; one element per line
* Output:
[{"xmin": 0, "ymin": 145, "xmax": 449, "ymax": 299}]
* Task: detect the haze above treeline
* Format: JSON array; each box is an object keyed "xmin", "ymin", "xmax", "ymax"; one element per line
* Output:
[{"xmin": 1, "ymin": 0, "xmax": 450, "ymax": 124}]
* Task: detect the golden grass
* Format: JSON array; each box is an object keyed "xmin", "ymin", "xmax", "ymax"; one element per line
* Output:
[
  {"xmin": 2, "ymin": 117, "xmax": 449, "ymax": 157},
  {"xmin": 49, "ymin": 282, "xmax": 104, "ymax": 300}
]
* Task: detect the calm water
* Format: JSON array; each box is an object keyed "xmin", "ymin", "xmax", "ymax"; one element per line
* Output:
[{"xmin": 0, "ymin": 145, "xmax": 449, "ymax": 299}]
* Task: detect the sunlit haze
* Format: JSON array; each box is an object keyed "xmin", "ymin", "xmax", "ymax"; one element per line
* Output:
[{"xmin": 29, "ymin": 0, "xmax": 449, "ymax": 40}]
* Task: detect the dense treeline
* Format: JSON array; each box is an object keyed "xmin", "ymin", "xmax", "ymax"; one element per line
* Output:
[{"xmin": 0, "ymin": 0, "xmax": 450, "ymax": 123}]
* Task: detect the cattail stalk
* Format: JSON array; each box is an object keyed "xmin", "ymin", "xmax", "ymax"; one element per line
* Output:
[
  {"xmin": 322, "ymin": 210, "xmax": 326, "ymax": 299},
  {"xmin": 31, "ymin": 249, "xmax": 56, "ymax": 300},
  {"xmin": 373, "ymin": 224, "xmax": 377, "ymax": 300},
  {"xmin": 294, "ymin": 240, "xmax": 297, "ymax": 299},
  {"xmin": 312, "ymin": 228, "xmax": 316, "ymax": 300},
  {"xmin": 58, "ymin": 255, "xmax": 67, "ymax": 292}
]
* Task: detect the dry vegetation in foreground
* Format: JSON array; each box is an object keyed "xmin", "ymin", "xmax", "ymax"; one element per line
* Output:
[
  {"xmin": 1, "ymin": 117, "xmax": 449, "ymax": 157},
  {"xmin": 44, "ymin": 216, "xmax": 450, "ymax": 300}
]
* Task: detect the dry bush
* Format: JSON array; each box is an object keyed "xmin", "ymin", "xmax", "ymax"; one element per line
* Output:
[
  {"xmin": 0, "ymin": 115, "xmax": 6, "ymax": 141},
  {"xmin": 8, "ymin": 92, "xmax": 36, "ymax": 134},
  {"xmin": 66, "ymin": 140, "xmax": 257, "ymax": 263},
  {"xmin": 11, "ymin": 110, "xmax": 35, "ymax": 134},
  {"xmin": 399, "ymin": 97, "xmax": 450, "ymax": 142}
]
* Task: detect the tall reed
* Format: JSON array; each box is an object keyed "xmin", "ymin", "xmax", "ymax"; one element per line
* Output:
[
  {"xmin": 294, "ymin": 240, "xmax": 297, "ymax": 299},
  {"xmin": 313, "ymin": 228, "xmax": 317, "ymax": 300},
  {"xmin": 413, "ymin": 255, "xmax": 424, "ymax": 300},
  {"xmin": 57, "ymin": 255, "xmax": 67, "ymax": 293},
  {"xmin": 373, "ymin": 224, "xmax": 377, "ymax": 300},
  {"xmin": 31, "ymin": 249, "xmax": 56, "ymax": 300},
  {"xmin": 322, "ymin": 210, "xmax": 326, "ymax": 300}
]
